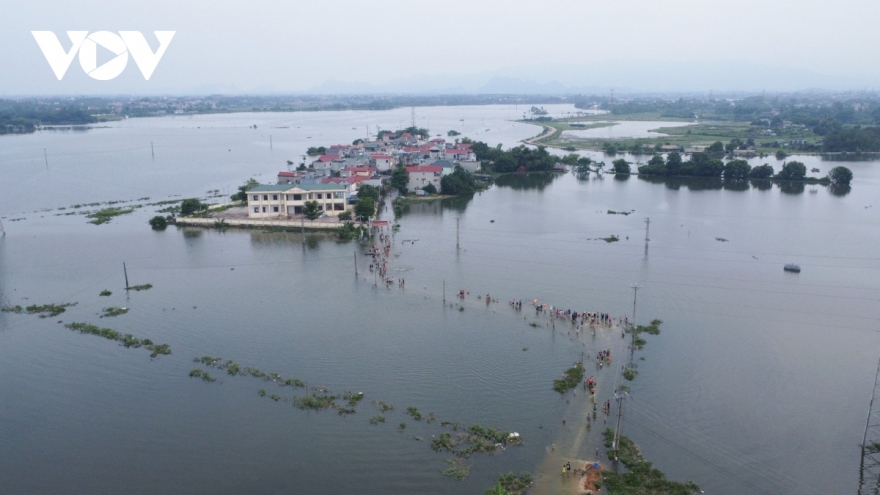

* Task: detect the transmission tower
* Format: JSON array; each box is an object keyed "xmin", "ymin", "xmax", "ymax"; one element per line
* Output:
[
  {"xmin": 859, "ymin": 358, "xmax": 880, "ymax": 495},
  {"xmin": 411, "ymin": 107, "xmax": 415, "ymax": 128}
]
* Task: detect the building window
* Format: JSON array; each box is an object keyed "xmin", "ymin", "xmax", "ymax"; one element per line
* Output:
[
  {"xmin": 263, "ymin": 195, "xmax": 268, "ymax": 200},
  {"xmin": 252, "ymin": 194, "xmax": 258, "ymax": 201},
  {"xmin": 273, "ymin": 206, "xmax": 279, "ymax": 212},
  {"xmin": 293, "ymin": 194, "xmax": 302, "ymax": 201},
  {"xmin": 253, "ymin": 207, "xmax": 259, "ymax": 213},
  {"xmin": 262, "ymin": 206, "xmax": 266, "ymax": 213},
  {"xmin": 316, "ymin": 193, "xmax": 322, "ymax": 199},
  {"xmin": 272, "ymin": 194, "xmax": 278, "ymax": 200}
]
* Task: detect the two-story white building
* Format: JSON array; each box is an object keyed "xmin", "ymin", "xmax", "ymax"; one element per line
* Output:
[
  {"xmin": 405, "ymin": 165, "xmax": 442, "ymax": 192},
  {"xmin": 246, "ymin": 183, "xmax": 350, "ymax": 218}
]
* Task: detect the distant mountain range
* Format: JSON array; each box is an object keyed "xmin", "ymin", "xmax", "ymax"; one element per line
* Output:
[{"xmin": 307, "ymin": 60, "xmax": 876, "ymax": 95}]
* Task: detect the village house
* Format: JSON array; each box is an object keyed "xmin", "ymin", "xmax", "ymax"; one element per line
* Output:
[
  {"xmin": 246, "ymin": 183, "xmax": 350, "ymax": 218},
  {"xmin": 405, "ymin": 165, "xmax": 442, "ymax": 192},
  {"xmin": 371, "ymin": 153, "xmax": 395, "ymax": 172}
]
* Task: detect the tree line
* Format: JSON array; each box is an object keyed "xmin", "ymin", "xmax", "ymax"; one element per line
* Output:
[{"xmin": 632, "ymin": 152, "xmax": 852, "ymax": 184}]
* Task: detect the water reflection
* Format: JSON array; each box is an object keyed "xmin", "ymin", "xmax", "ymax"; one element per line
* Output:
[
  {"xmin": 634, "ymin": 175, "xmax": 829, "ymax": 195},
  {"xmin": 778, "ymin": 181, "xmax": 805, "ymax": 195},
  {"xmin": 404, "ymin": 195, "xmax": 473, "ymax": 217},
  {"xmin": 181, "ymin": 227, "xmax": 203, "ymax": 239},
  {"xmin": 613, "ymin": 174, "xmax": 631, "ymax": 182},
  {"xmin": 829, "ymin": 184, "xmax": 852, "ymax": 196},
  {"xmin": 722, "ymin": 180, "xmax": 750, "ymax": 192},
  {"xmin": 494, "ymin": 172, "xmax": 560, "ymax": 191},
  {"xmin": 820, "ymin": 152, "xmax": 880, "ymax": 162}
]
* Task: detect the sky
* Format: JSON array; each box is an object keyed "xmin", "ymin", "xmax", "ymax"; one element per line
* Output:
[{"xmin": 3, "ymin": 0, "xmax": 880, "ymax": 95}]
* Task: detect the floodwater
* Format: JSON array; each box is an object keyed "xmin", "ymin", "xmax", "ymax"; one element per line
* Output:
[
  {"xmin": 562, "ymin": 120, "xmax": 694, "ymax": 139},
  {"xmin": 1, "ymin": 105, "xmax": 879, "ymax": 495}
]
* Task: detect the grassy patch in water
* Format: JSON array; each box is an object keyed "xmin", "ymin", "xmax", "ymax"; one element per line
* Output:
[
  {"xmin": 86, "ymin": 207, "xmax": 135, "ymax": 225},
  {"xmin": 406, "ymin": 406, "xmax": 423, "ymax": 421},
  {"xmin": 99, "ymin": 290, "xmax": 112, "ymax": 297},
  {"xmin": 602, "ymin": 235, "xmax": 620, "ymax": 243},
  {"xmin": 294, "ymin": 393, "xmax": 338, "ymax": 411},
  {"xmin": 3, "ymin": 303, "xmax": 76, "ymax": 318},
  {"xmin": 369, "ymin": 415, "xmax": 386, "ymax": 425},
  {"xmin": 441, "ymin": 457, "xmax": 472, "ymax": 479},
  {"xmin": 189, "ymin": 368, "xmax": 216, "ymax": 382},
  {"xmin": 100, "ymin": 307, "xmax": 129, "ymax": 318},
  {"xmin": 64, "ymin": 322, "xmax": 170, "ymax": 358},
  {"xmin": 484, "ymin": 472, "xmax": 533, "ymax": 495},
  {"xmin": 553, "ymin": 361, "xmax": 584, "ymax": 393},
  {"xmin": 126, "ymin": 284, "xmax": 153, "ymax": 291}
]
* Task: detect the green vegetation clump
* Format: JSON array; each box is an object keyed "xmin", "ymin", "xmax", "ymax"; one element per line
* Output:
[
  {"xmin": 99, "ymin": 290, "xmax": 112, "ymax": 297},
  {"xmin": 602, "ymin": 235, "xmax": 620, "ymax": 243},
  {"xmin": 623, "ymin": 368, "xmax": 638, "ymax": 381},
  {"xmin": 2, "ymin": 303, "xmax": 76, "ymax": 318},
  {"xmin": 484, "ymin": 472, "xmax": 533, "ymax": 495},
  {"xmin": 441, "ymin": 457, "xmax": 471, "ymax": 479},
  {"xmin": 100, "ymin": 307, "xmax": 129, "ymax": 318},
  {"xmin": 374, "ymin": 401, "xmax": 394, "ymax": 412},
  {"xmin": 343, "ymin": 391, "xmax": 365, "ymax": 407},
  {"xmin": 148, "ymin": 216, "xmax": 167, "ymax": 230},
  {"xmin": 431, "ymin": 432, "xmax": 457, "ymax": 452},
  {"xmin": 553, "ymin": 362, "xmax": 584, "ymax": 393},
  {"xmin": 294, "ymin": 393, "xmax": 337, "ymax": 411},
  {"xmin": 189, "ymin": 369, "xmax": 216, "ymax": 382},
  {"xmin": 602, "ymin": 428, "xmax": 701, "ymax": 494},
  {"xmin": 87, "ymin": 207, "xmax": 135, "ymax": 225},
  {"xmin": 127, "ymin": 284, "xmax": 152, "ymax": 291},
  {"xmin": 440, "ymin": 166, "xmax": 479, "ymax": 195},
  {"xmin": 369, "ymin": 415, "xmax": 386, "ymax": 425},
  {"xmin": 607, "ymin": 210, "xmax": 632, "ymax": 215},
  {"xmin": 64, "ymin": 322, "xmax": 170, "ymax": 358},
  {"xmin": 406, "ymin": 406, "xmax": 423, "ymax": 421}
]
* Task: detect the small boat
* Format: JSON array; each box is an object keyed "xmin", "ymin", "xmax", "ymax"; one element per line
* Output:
[{"xmin": 784, "ymin": 263, "xmax": 801, "ymax": 273}]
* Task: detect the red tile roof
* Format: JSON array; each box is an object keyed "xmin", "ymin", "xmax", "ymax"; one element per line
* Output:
[
  {"xmin": 317, "ymin": 155, "xmax": 336, "ymax": 162},
  {"xmin": 278, "ymin": 171, "xmax": 298, "ymax": 177},
  {"xmin": 371, "ymin": 154, "xmax": 393, "ymax": 159}
]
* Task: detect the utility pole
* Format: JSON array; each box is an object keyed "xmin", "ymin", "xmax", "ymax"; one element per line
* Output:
[
  {"xmin": 643, "ymin": 217, "xmax": 651, "ymax": 260},
  {"xmin": 612, "ymin": 391, "xmax": 626, "ymax": 461},
  {"xmin": 123, "ymin": 262, "xmax": 130, "ymax": 289},
  {"xmin": 859, "ymin": 358, "xmax": 880, "ymax": 495},
  {"xmin": 354, "ymin": 250, "xmax": 358, "ymax": 276},
  {"xmin": 456, "ymin": 217, "xmax": 460, "ymax": 250},
  {"xmin": 44, "ymin": 148, "xmax": 49, "ymax": 169},
  {"xmin": 269, "ymin": 135, "xmax": 273, "ymax": 150},
  {"xmin": 629, "ymin": 285, "xmax": 641, "ymax": 364},
  {"xmin": 411, "ymin": 107, "xmax": 416, "ymax": 128},
  {"xmin": 301, "ymin": 217, "xmax": 305, "ymax": 249},
  {"xmin": 151, "ymin": 142, "xmax": 154, "ymax": 158},
  {"xmin": 443, "ymin": 280, "xmax": 446, "ymax": 304}
]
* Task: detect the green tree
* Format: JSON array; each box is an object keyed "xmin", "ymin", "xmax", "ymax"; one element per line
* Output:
[
  {"xmin": 827, "ymin": 166, "xmax": 853, "ymax": 185},
  {"xmin": 390, "ymin": 165, "xmax": 409, "ymax": 194},
  {"xmin": 302, "ymin": 200, "xmax": 321, "ymax": 221},
  {"xmin": 180, "ymin": 198, "xmax": 204, "ymax": 216},
  {"xmin": 749, "ymin": 163, "xmax": 774, "ymax": 179},
  {"xmin": 775, "ymin": 149, "xmax": 788, "ymax": 160},
  {"xmin": 354, "ymin": 197, "xmax": 375, "ymax": 221},
  {"xmin": 723, "ymin": 159, "xmax": 751, "ymax": 179},
  {"xmin": 148, "ymin": 216, "xmax": 167, "ymax": 230},
  {"xmin": 612, "ymin": 159, "xmax": 631, "ymax": 174},
  {"xmin": 440, "ymin": 166, "xmax": 477, "ymax": 195},
  {"xmin": 707, "ymin": 141, "xmax": 724, "ymax": 154},
  {"xmin": 357, "ymin": 185, "xmax": 380, "ymax": 202},
  {"xmin": 423, "ymin": 183, "xmax": 437, "ymax": 194},
  {"xmin": 776, "ymin": 161, "xmax": 807, "ymax": 181},
  {"xmin": 231, "ymin": 178, "xmax": 259, "ymax": 202},
  {"xmin": 666, "ymin": 152, "xmax": 683, "ymax": 175},
  {"xmin": 337, "ymin": 210, "xmax": 352, "ymax": 221}
]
